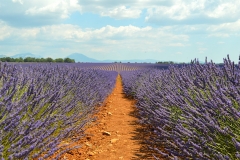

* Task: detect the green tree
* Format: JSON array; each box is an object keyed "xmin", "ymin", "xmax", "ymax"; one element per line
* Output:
[
  {"xmin": 46, "ymin": 57, "xmax": 54, "ymax": 62},
  {"xmin": 35, "ymin": 58, "xmax": 41, "ymax": 62},
  {"xmin": 55, "ymin": 58, "xmax": 64, "ymax": 63},
  {"xmin": 40, "ymin": 58, "xmax": 46, "ymax": 62},
  {"xmin": 0, "ymin": 56, "xmax": 75, "ymax": 63},
  {"xmin": 5, "ymin": 57, "xmax": 13, "ymax": 62},
  {"xmin": 18, "ymin": 57, "xmax": 24, "ymax": 62},
  {"xmin": 64, "ymin": 58, "xmax": 75, "ymax": 63},
  {"xmin": 24, "ymin": 57, "xmax": 36, "ymax": 62}
]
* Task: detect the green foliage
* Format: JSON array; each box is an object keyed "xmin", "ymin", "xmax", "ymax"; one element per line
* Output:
[
  {"xmin": 0, "ymin": 57, "xmax": 75, "ymax": 63},
  {"xmin": 46, "ymin": 57, "xmax": 54, "ymax": 62},
  {"xmin": 64, "ymin": 58, "xmax": 75, "ymax": 63},
  {"xmin": 156, "ymin": 61, "xmax": 174, "ymax": 64},
  {"xmin": 55, "ymin": 58, "xmax": 64, "ymax": 63}
]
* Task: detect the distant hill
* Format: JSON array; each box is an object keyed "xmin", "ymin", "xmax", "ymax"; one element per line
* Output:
[
  {"xmin": 0, "ymin": 55, "xmax": 7, "ymax": 58},
  {"xmin": 67, "ymin": 53, "xmax": 158, "ymax": 63},
  {"xmin": 11, "ymin": 53, "xmax": 42, "ymax": 58},
  {"xmin": 67, "ymin": 53, "xmax": 100, "ymax": 62}
]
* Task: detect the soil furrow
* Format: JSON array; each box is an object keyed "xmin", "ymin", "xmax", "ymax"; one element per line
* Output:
[{"xmin": 58, "ymin": 74, "xmax": 154, "ymax": 160}]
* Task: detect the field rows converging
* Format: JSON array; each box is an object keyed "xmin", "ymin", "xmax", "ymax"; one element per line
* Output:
[
  {"xmin": 90, "ymin": 63, "xmax": 141, "ymax": 72},
  {"xmin": 1, "ymin": 55, "xmax": 240, "ymax": 160}
]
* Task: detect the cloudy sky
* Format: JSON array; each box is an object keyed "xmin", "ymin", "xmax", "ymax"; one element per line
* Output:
[{"xmin": 0, "ymin": 0, "xmax": 240, "ymax": 62}]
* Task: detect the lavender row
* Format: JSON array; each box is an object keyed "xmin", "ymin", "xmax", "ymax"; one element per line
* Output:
[
  {"xmin": 0, "ymin": 63, "xmax": 117, "ymax": 159},
  {"xmin": 121, "ymin": 55, "xmax": 240, "ymax": 160}
]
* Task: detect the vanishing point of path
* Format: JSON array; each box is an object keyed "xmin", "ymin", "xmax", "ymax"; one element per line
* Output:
[{"xmin": 60, "ymin": 74, "xmax": 156, "ymax": 160}]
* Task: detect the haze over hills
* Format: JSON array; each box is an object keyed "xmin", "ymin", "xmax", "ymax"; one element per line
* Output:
[
  {"xmin": 3, "ymin": 53, "xmax": 159, "ymax": 63},
  {"xmin": 67, "ymin": 53, "xmax": 100, "ymax": 62},
  {"xmin": 0, "ymin": 55, "xmax": 7, "ymax": 58},
  {"xmin": 0, "ymin": 53, "xmax": 43, "ymax": 59},
  {"xmin": 11, "ymin": 53, "xmax": 42, "ymax": 58},
  {"xmin": 67, "ymin": 53, "xmax": 157, "ymax": 63}
]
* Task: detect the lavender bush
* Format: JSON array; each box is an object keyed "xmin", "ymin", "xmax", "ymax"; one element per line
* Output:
[
  {"xmin": 121, "ymin": 55, "xmax": 240, "ymax": 160},
  {"xmin": 0, "ymin": 63, "xmax": 117, "ymax": 159}
]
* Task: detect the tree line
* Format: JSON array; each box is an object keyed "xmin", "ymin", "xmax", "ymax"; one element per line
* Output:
[
  {"xmin": 156, "ymin": 61, "xmax": 175, "ymax": 64},
  {"xmin": 0, "ymin": 57, "xmax": 75, "ymax": 63}
]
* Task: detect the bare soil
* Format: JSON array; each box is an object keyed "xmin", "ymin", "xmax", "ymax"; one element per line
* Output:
[{"xmin": 56, "ymin": 75, "xmax": 159, "ymax": 160}]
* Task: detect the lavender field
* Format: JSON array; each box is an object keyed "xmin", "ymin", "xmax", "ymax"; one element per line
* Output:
[
  {"xmin": 0, "ymin": 63, "xmax": 118, "ymax": 159},
  {"xmin": 1, "ymin": 56, "xmax": 240, "ymax": 159},
  {"xmin": 121, "ymin": 56, "xmax": 240, "ymax": 159},
  {"xmin": 1, "ymin": 62, "xmax": 163, "ymax": 159}
]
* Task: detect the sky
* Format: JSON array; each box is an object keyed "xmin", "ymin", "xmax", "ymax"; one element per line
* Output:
[{"xmin": 0, "ymin": 0, "xmax": 240, "ymax": 63}]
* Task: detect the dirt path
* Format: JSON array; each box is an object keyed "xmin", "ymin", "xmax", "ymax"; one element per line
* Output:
[{"xmin": 59, "ymin": 74, "xmax": 154, "ymax": 160}]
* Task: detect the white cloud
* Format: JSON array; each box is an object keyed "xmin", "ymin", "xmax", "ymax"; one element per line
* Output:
[
  {"xmin": 1, "ymin": 0, "xmax": 240, "ymax": 28},
  {"xmin": 145, "ymin": 0, "xmax": 240, "ymax": 25},
  {"xmin": 37, "ymin": 24, "xmax": 186, "ymax": 43},
  {"xmin": 0, "ymin": 22, "xmax": 11, "ymax": 40},
  {"xmin": 206, "ymin": 2, "xmax": 239, "ymax": 19},
  {"xmin": 146, "ymin": 2, "xmax": 191, "ymax": 21},
  {"xmin": 77, "ymin": 0, "xmax": 174, "ymax": 20},
  {"xmin": 0, "ymin": 0, "xmax": 81, "ymax": 27},
  {"xmin": 205, "ymin": 19, "xmax": 240, "ymax": 37},
  {"xmin": 100, "ymin": 6, "xmax": 141, "ymax": 19},
  {"xmin": 25, "ymin": 0, "xmax": 80, "ymax": 19},
  {"xmin": 0, "ymin": 22, "xmax": 188, "ymax": 58},
  {"xmin": 207, "ymin": 19, "xmax": 240, "ymax": 32},
  {"xmin": 145, "ymin": 0, "xmax": 204, "ymax": 22},
  {"xmin": 0, "ymin": 21, "xmax": 40, "ymax": 41}
]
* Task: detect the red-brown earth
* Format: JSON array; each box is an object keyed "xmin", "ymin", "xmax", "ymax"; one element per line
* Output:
[{"xmin": 48, "ymin": 75, "xmax": 163, "ymax": 160}]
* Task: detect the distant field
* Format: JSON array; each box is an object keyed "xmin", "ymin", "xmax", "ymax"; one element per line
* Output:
[{"xmin": 9, "ymin": 62, "xmax": 171, "ymax": 71}]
